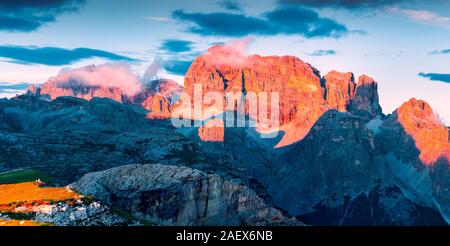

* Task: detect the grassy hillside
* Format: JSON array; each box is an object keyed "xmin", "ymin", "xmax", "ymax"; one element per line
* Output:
[{"xmin": 0, "ymin": 169, "xmax": 52, "ymax": 185}]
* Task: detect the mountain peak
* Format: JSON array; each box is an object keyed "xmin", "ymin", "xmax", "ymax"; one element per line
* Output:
[
  {"xmin": 398, "ymin": 98, "xmax": 438, "ymax": 123},
  {"xmin": 396, "ymin": 98, "xmax": 449, "ymax": 165},
  {"xmin": 185, "ymin": 48, "xmax": 326, "ymax": 147},
  {"xmin": 348, "ymin": 75, "xmax": 382, "ymax": 120},
  {"xmin": 404, "ymin": 98, "xmax": 434, "ymax": 114},
  {"xmin": 323, "ymin": 70, "xmax": 356, "ymax": 112},
  {"xmin": 358, "ymin": 75, "xmax": 376, "ymax": 85}
]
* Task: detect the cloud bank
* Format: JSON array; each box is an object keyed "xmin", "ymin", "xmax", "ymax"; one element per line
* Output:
[
  {"xmin": 172, "ymin": 6, "xmax": 349, "ymax": 38},
  {"xmin": 0, "ymin": 46, "xmax": 136, "ymax": 66},
  {"xmin": 0, "ymin": 0, "xmax": 85, "ymax": 32},
  {"xmin": 419, "ymin": 73, "xmax": 450, "ymax": 83},
  {"xmin": 279, "ymin": 0, "xmax": 410, "ymax": 9},
  {"xmin": 0, "ymin": 82, "xmax": 33, "ymax": 95}
]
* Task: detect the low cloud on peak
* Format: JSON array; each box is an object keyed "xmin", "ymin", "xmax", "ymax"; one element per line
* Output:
[{"xmin": 51, "ymin": 64, "xmax": 142, "ymax": 96}]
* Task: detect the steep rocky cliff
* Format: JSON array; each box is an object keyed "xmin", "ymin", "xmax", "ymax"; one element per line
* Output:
[
  {"xmin": 70, "ymin": 164, "xmax": 301, "ymax": 226},
  {"xmin": 272, "ymin": 110, "xmax": 447, "ymax": 225},
  {"xmin": 323, "ymin": 70, "xmax": 355, "ymax": 112},
  {"xmin": 182, "ymin": 45, "xmax": 383, "ymax": 147},
  {"xmin": 183, "ymin": 45, "xmax": 328, "ymax": 147},
  {"xmin": 375, "ymin": 98, "xmax": 450, "ymax": 223},
  {"xmin": 348, "ymin": 75, "xmax": 383, "ymax": 120}
]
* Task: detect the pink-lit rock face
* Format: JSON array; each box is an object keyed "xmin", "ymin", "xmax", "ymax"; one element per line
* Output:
[
  {"xmin": 198, "ymin": 119, "xmax": 225, "ymax": 142},
  {"xmin": 26, "ymin": 84, "xmax": 38, "ymax": 95},
  {"xmin": 136, "ymin": 79, "xmax": 183, "ymax": 119},
  {"xmin": 133, "ymin": 79, "xmax": 183, "ymax": 104},
  {"xmin": 143, "ymin": 94, "xmax": 172, "ymax": 119},
  {"xmin": 396, "ymin": 98, "xmax": 450, "ymax": 165},
  {"xmin": 149, "ymin": 79, "xmax": 183, "ymax": 99},
  {"xmin": 34, "ymin": 80, "xmax": 125, "ymax": 102},
  {"xmin": 27, "ymin": 74, "xmax": 183, "ymax": 119},
  {"xmin": 323, "ymin": 70, "xmax": 356, "ymax": 112},
  {"xmin": 27, "ymin": 64, "xmax": 142, "ymax": 103},
  {"xmin": 184, "ymin": 44, "xmax": 328, "ymax": 147}
]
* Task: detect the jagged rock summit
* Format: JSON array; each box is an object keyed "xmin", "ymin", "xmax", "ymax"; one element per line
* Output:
[
  {"xmin": 26, "ymin": 67, "xmax": 183, "ymax": 119},
  {"xmin": 184, "ymin": 44, "xmax": 383, "ymax": 147},
  {"xmin": 323, "ymin": 70, "xmax": 356, "ymax": 112}
]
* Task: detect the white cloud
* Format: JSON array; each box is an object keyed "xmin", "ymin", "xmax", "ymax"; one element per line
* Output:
[
  {"xmin": 388, "ymin": 7, "xmax": 450, "ymax": 28},
  {"xmin": 0, "ymin": 91, "xmax": 24, "ymax": 98},
  {"xmin": 143, "ymin": 16, "xmax": 176, "ymax": 23}
]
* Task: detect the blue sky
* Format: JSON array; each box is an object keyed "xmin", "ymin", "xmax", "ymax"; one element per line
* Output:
[{"xmin": 0, "ymin": 0, "xmax": 449, "ymax": 123}]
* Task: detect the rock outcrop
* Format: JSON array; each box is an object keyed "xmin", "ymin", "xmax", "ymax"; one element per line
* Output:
[
  {"xmin": 274, "ymin": 111, "xmax": 380, "ymax": 215},
  {"xmin": 323, "ymin": 70, "xmax": 355, "ymax": 112},
  {"xmin": 34, "ymin": 201, "xmax": 127, "ymax": 226},
  {"xmin": 376, "ymin": 98, "xmax": 450, "ymax": 222},
  {"xmin": 198, "ymin": 119, "xmax": 225, "ymax": 142},
  {"xmin": 70, "ymin": 164, "xmax": 302, "ymax": 226},
  {"xmin": 395, "ymin": 99, "xmax": 449, "ymax": 165},
  {"xmin": 349, "ymin": 75, "xmax": 383, "ymax": 120},
  {"xmin": 132, "ymin": 79, "xmax": 183, "ymax": 119},
  {"xmin": 377, "ymin": 98, "xmax": 449, "ymax": 166},
  {"xmin": 375, "ymin": 98, "xmax": 450, "ymax": 224}
]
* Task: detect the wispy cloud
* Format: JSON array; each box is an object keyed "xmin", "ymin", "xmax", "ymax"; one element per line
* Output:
[
  {"xmin": 430, "ymin": 49, "xmax": 450, "ymax": 55},
  {"xmin": 218, "ymin": 0, "xmax": 243, "ymax": 12},
  {"xmin": 0, "ymin": 82, "xmax": 34, "ymax": 98},
  {"xmin": 389, "ymin": 7, "xmax": 450, "ymax": 28},
  {"xmin": 308, "ymin": 49, "xmax": 337, "ymax": 56},
  {"xmin": 160, "ymin": 39, "xmax": 195, "ymax": 53},
  {"xmin": 0, "ymin": 82, "xmax": 34, "ymax": 93},
  {"xmin": 0, "ymin": 45, "xmax": 137, "ymax": 66},
  {"xmin": 143, "ymin": 16, "xmax": 177, "ymax": 23},
  {"xmin": 419, "ymin": 73, "xmax": 450, "ymax": 83}
]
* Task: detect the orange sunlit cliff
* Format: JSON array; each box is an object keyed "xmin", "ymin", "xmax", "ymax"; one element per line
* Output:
[{"xmin": 396, "ymin": 98, "xmax": 450, "ymax": 165}]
